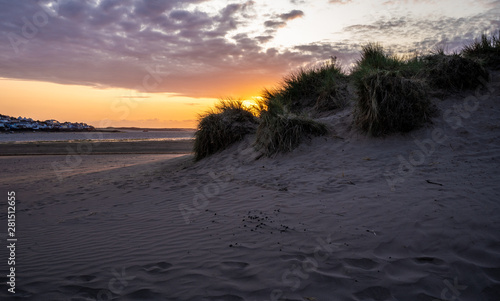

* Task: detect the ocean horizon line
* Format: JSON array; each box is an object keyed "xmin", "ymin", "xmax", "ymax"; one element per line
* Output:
[{"xmin": 96, "ymin": 126, "xmax": 196, "ymax": 132}]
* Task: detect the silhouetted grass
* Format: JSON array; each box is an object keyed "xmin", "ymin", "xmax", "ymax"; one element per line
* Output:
[
  {"xmin": 263, "ymin": 58, "xmax": 349, "ymax": 113},
  {"xmin": 421, "ymin": 53, "xmax": 489, "ymax": 91},
  {"xmin": 256, "ymin": 78, "xmax": 329, "ymax": 156},
  {"xmin": 351, "ymin": 43, "xmax": 424, "ymax": 84},
  {"xmin": 254, "ymin": 106, "xmax": 328, "ymax": 157},
  {"xmin": 352, "ymin": 44, "xmax": 433, "ymax": 135},
  {"xmin": 194, "ymin": 34, "xmax": 498, "ymax": 160},
  {"xmin": 462, "ymin": 32, "xmax": 500, "ymax": 69},
  {"xmin": 193, "ymin": 99, "xmax": 258, "ymax": 161}
]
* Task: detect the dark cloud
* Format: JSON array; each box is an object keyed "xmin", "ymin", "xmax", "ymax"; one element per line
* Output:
[
  {"xmin": 264, "ymin": 20, "xmax": 287, "ymax": 29},
  {"xmin": 280, "ymin": 10, "xmax": 304, "ymax": 21},
  {"xmin": 0, "ymin": 0, "xmax": 497, "ymax": 100},
  {"xmin": 0, "ymin": 0, "xmax": 322, "ymax": 98},
  {"xmin": 133, "ymin": 0, "xmax": 175, "ymax": 17},
  {"xmin": 58, "ymin": 0, "xmax": 89, "ymax": 21},
  {"xmin": 255, "ymin": 35, "xmax": 274, "ymax": 43},
  {"xmin": 263, "ymin": 9, "xmax": 304, "ymax": 35}
]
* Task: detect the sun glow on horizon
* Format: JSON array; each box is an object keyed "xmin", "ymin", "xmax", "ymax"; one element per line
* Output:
[{"xmin": 0, "ymin": 78, "xmax": 225, "ymax": 129}]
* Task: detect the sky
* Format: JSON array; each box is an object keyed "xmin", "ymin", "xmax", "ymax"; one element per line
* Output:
[{"xmin": 0, "ymin": 0, "xmax": 498, "ymax": 128}]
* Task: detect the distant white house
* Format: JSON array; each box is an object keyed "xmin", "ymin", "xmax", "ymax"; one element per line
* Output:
[
  {"xmin": 18, "ymin": 121, "xmax": 33, "ymax": 129},
  {"xmin": 7, "ymin": 121, "xmax": 19, "ymax": 130},
  {"xmin": 60, "ymin": 123, "xmax": 71, "ymax": 130}
]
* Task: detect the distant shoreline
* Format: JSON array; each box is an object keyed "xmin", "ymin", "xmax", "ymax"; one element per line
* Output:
[
  {"xmin": 1, "ymin": 127, "xmax": 196, "ymax": 133},
  {"xmin": 1, "ymin": 128, "xmax": 95, "ymax": 133},
  {"xmin": 96, "ymin": 127, "xmax": 196, "ymax": 132}
]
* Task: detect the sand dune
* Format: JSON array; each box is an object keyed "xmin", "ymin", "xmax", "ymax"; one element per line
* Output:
[{"xmin": 0, "ymin": 75, "xmax": 499, "ymax": 300}]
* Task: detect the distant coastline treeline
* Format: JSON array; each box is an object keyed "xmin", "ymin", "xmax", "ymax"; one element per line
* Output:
[{"xmin": 0, "ymin": 114, "xmax": 94, "ymax": 132}]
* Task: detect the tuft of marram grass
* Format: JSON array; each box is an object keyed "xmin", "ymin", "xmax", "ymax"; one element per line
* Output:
[
  {"xmin": 263, "ymin": 58, "xmax": 348, "ymax": 113},
  {"xmin": 421, "ymin": 53, "xmax": 489, "ymax": 91},
  {"xmin": 354, "ymin": 70, "xmax": 434, "ymax": 136},
  {"xmin": 351, "ymin": 43, "xmax": 424, "ymax": 84},
  {"xmin": 354, "ymin": 43, "xmax": 401, "ymax": 71},
  {"xmin": 254, "ymin": 100, "xmax": 328, "ymax": 157},
  {"xmin": 462, "ymin": 32, "xmax": 500, "ymax": 69},
  {"xmin": 193, "ymin": 99, "xmax": 258, "ymax": 161}
]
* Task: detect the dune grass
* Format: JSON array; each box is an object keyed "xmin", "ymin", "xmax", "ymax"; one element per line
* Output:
[
  {"xmin": 351, "ymin": 43, "xmax": 424, "ymax": 83},
  {"xmin": 263, "ymin": 58, "xmax": 349, "ymax": 113},
  {"xmin": 255, "ymin": 67, "xmax": 331, "ymax": 156},
  {"xmin": 351, "ymin": 44, "xmax": 434, "ymax": 136},
  {"xmin": 193, "ymin": 34, "xmax": 497, "ymax": 160},
  {"xmin": 421, "ymin": 53, "xmax": 489, "ymax": 91},
  {"xmin": 193, "ymin": 99, "xmax": 258, "ymax": 161},
  {"xmin": 462, "ymin": 32, "xmax": 500, "ymax": 69},
  {"xmin": 354, "ymin": 70, "xmax": 433, "ymax": 136},
  {"xmin": 352, "ymin": 42, "xmax": 489, "ymax": 91},
  {"xmin": 254, "ymin": 100, "xmax": 328, "ymax": 157}
]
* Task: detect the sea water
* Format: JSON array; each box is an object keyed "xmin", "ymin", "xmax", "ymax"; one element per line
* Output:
[{"xmin": 0, "ymin": 129, "xmax": 195, "ymax": 143}]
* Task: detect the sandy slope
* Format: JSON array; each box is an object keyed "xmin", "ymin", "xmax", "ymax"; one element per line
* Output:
[{"xmin": 0, "ymin": 73, "xmax": 499, "ymax": 300}]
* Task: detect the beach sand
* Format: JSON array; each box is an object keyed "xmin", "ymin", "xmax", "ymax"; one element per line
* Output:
[
  {"xmin": 0, "ymin": 140, "xmax": 193, "ymax": 156},
  {"xmin": 1, "ymin": 76, "xmax": 500, "ymax": 300}
]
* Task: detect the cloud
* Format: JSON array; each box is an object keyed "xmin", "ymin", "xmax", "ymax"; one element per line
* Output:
[
  {"xmin": 0, "ymin": 0, "xmax": 497, "ymax": 101},
  {"xmin": 118, "ymin": 96, "xmax": 150, "ymax": 98},
  {"xmin": 0, "ymin": 1, "xmax": 318, "ymax": 99},
  {"xmin": 255, "ymin": 35, "xmax": 274, "ymax": 43},
  {"xmin": 263, "ymin": 9, "xmax": 304, "ymax": 34},
  {"xmin": 280, "ymin": 10, "xmax": 304, "ymax": 21},
  {"xmin": 342, "ymin": 8, "xmax": 499, "ymax": 53},
  {"xmin": 264, "ymin": 20, "xmax": 287, "ymax": 29},
  {"xmin": 329, "ymin": 0, "xmax": 352, "ymax": 4},
  {"xmin": 0, "ymin": 0, "xmax": 279, "ymax": 97},
  {"xmin": 293, "ymin": 42, "xmax": 360, "ymax": 68}
]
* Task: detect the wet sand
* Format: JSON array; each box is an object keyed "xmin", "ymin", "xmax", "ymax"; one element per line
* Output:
[{"xmin": 0, "ymin": 140, "xmax": 193, "ymax": 156}]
